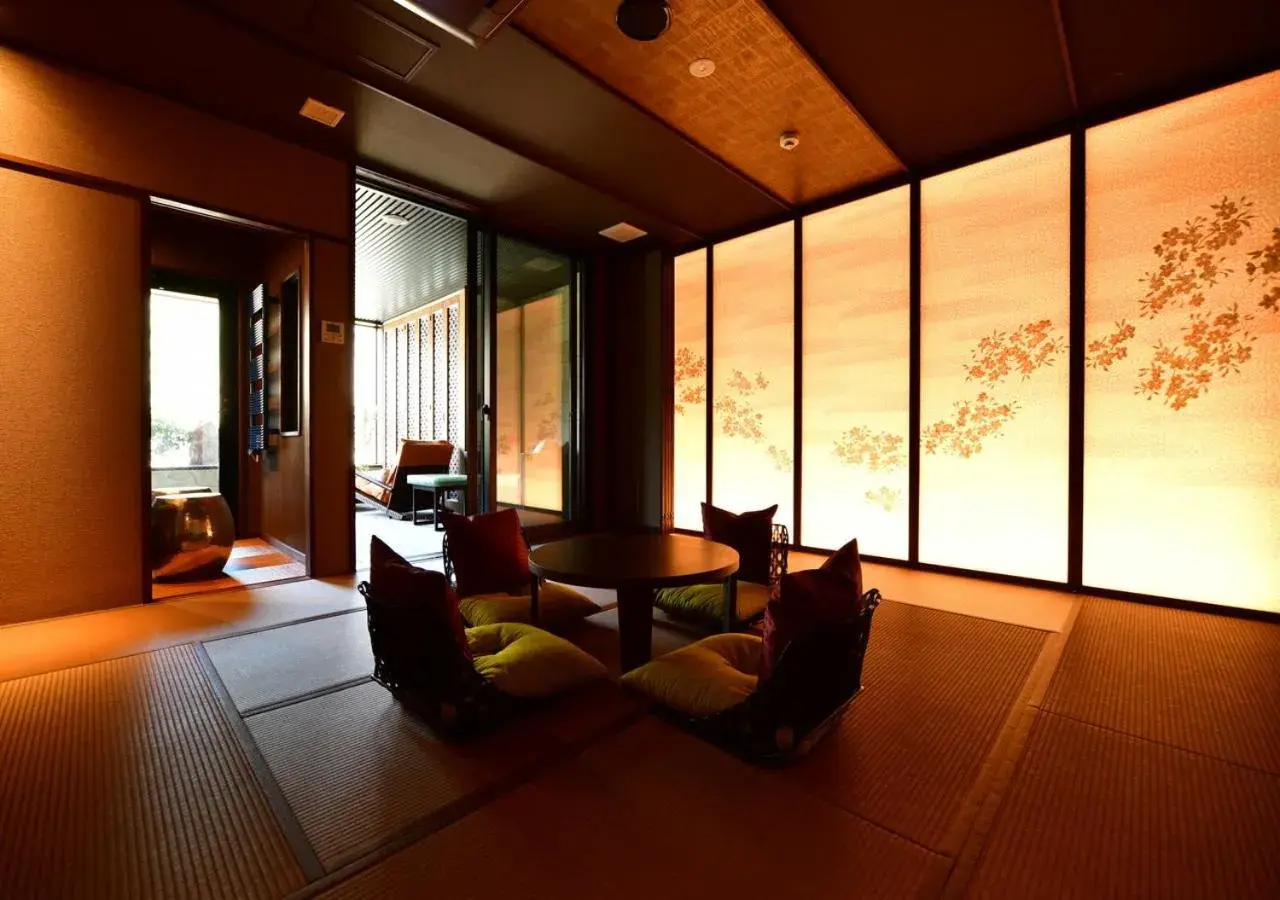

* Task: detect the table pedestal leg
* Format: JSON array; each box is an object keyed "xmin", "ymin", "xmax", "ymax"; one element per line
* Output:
[{"xmin": 616, "ymin": 582, "xmax": 654, "ymax": 673}]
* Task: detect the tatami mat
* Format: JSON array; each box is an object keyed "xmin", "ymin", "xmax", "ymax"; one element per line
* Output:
[
  {"xmin": 779, "ymin": 600, "xmax": 1047, "ymax": 853},
  {"xmin": 0, "ymin": 645, "xmax": 306, "ymax": 899},
  {"xmin": 204, "ymin": 611, "xmax": 373, "ymax": 713},
  {"xmin": 318, "ymin": 717, "xmax": 951, "ymax": 900},
  {"xmin": 966, "ymin": 711, "xmax": 1280, "ymax": 898},
  {"xmin": 1042, "ymin": 597, "xmax": 1280, "ymax": 774},
  {"xmin": 247, "ymin": 678, "xmax": 641, "ymax": 871},
  {"xmin": 564, "ymin": 607, "xmax": 698, "ymax": 676}
]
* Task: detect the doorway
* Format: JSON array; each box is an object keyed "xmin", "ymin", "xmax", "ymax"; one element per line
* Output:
[{"xmin": 352, "ymin": 183, "xmax": 469, "ymax": 569}]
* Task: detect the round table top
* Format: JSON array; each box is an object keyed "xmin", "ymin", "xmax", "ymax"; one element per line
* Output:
[{"xmin": 528, "ymin": 533, "xmax": 739, "ymax": 590}]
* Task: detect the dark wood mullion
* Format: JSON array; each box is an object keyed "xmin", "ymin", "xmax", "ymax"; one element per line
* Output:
[
  {"xmin": 908, "ymin": 181, "xmax": 922, "ymax": 564},
  {"xmin": 792, "ymin": 217, "xmax": 804, "ymax": 546},
  {"xmin": 705, "ymin": 244, "xmax": 715, "ymax": 514},
  {"xmin": 1067, "ymin": 129, "xmax": 1086, "ymax": 586}
]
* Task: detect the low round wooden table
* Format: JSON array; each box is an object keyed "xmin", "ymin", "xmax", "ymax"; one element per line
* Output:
[{"xmin": 528, "ymin": 533, "xmax": 739, "ymax": 672}]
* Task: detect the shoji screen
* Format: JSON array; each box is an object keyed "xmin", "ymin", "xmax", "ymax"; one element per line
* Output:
[
  {"xmin": 920, "ymin": 137, "xmax": 1071, "ymax": 580},
  {"xmin": 673, "ymin": 249, "xmax": 708, "ymax": 531},
  {"xmin": 712, "ymin": 222, "xmax": 795, "ymax": 531},
  {"xmin": 802, "ymin": 187, "xmax": 911, "ymax": 557},
  {"xmin": 1084, "ymin": 71, "xmax": 1280, "ymax": 611}
]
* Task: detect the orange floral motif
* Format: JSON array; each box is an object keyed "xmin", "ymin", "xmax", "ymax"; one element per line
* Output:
[
  {"xmin": 1136, "ymin": 306, "xmax": 1256, "ymax": 410},
  {"xmin": 1140, "ymin": 197, "xmax": 1254, "ymax": 318},
  {"xmin": 921, "ymin": 392, "xmax": 1019, "ymax": 458},
  {"xmin": 728, "ymin": 369, "xmax": 769, "ymax": 395},
  {"xmin": 673, "ymin": 347, "xmax": 706, "ymax": 416},
  {"xmin": 1086, "ymin": 320, "xmax": 1136, "ymax": 370},
  {"xmin": 714, "ymin": 395, "xmax": 764, "ymax": 441},
  {"xmin": 965, "ymin": 319, "xmax": 1066, "ymax": 387},
  {"xmin": 766, "ymin": 445, "xmax": 792, "ymax": 472},
  {"xmin": 833, "ymin": 426, "xmax": 905, "ymax": 473},
  {"xmin": 864, "ymin": 486, "xmax": 901, "ymax": 512},
  {"xmin": 1246, "ymin": 226, "xmax": 1280, "ymax": 313}
]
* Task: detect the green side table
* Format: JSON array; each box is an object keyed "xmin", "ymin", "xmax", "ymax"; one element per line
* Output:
[{"xmin": 405, "ymin": 473, "xmax": 468, "ymax": 530}]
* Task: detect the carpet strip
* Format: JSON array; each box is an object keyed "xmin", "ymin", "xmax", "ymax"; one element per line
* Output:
[
  {"xmin": 1042, "ymin": 597, "xmax": 1280, "ymax": 774},
  {"xmin": 966, "ymin": 711, "xmax": 1280, "ymax": 898},
  {"xmin": 316, "ymin": 718, "xmax": 951, "ymax": 900},
  {"xmin": 778, "ymin": 600, "xmax": 1048, "ymax": 853},
  {"xmin": 0, "ymin": 645, "xmax": 305, "ymax": 899},
  {"xmin": 204, "ymin": 611, "xmax": 373, "ymax": 713},
  {"xmin": 247, "ymin": 678, "xmax": 642, "ymax": 871}
]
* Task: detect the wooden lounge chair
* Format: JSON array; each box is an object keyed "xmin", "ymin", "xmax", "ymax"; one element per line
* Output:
[{"xmin": 355, "ymin": 439, "xmax": 453, "ymax": 519}]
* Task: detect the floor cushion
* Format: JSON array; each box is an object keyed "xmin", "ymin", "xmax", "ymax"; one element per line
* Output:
[
  {"xmin": 653, "ymin": 580, "xmax": 771, "ymax": 626},
  {"xmin": 459, "ymin": 581, "xmax": 599, "ymax": 630},
  {"xmin": 468, "ymin": 623, "xmax": 607, "ymax": 699},
  {"xmin": 441, "ymin": 507, "xmax": 529, "ymax": 598},
  {"xmin": 620, "ymin": 633, "xmax": 762, "ymax": 717}
]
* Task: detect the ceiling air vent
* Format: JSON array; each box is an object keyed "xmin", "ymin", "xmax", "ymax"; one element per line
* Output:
[
  {"xmin": 299, "ymin": 97, "xmax": 346, "ymax": 127},
  {"xmin": 599, "ymin": 222, "xmax": 648, "ymax": 243},
  {"xmin": 390, "ymin": 0, "xmax": 529, "ymax": 48}
]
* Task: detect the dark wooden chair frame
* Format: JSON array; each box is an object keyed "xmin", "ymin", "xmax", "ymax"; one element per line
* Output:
[
  {"xmin": 668, "ymin": 588, "xmax": 882, "ymax": 765},
  {"xmin": 709, "ymin": 522, "xmax": 792, "ymax": 633}
]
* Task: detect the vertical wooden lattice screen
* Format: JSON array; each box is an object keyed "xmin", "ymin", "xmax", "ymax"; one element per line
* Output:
[{"xmin": 379, "ymin": 294, "xmax": 463, "ymax": 460}]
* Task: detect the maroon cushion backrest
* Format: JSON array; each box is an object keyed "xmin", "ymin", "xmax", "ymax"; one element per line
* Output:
[
  {"xmin": 367, "ymin": 536, "xmax": 473, "ymax": 692},
  {"xmin": 441, "ymin": 508, "xmax": 530, "ymax": 598},
  {"xmin": 760, "ymin": 538, "xmax": 864, "ymax": 683},
  {"xmin": 702, "ymin": 502, "xmax": 776, "ymax": 585}
]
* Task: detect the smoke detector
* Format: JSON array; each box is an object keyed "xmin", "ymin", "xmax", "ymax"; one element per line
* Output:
[
  {"xmin": 299, "ymin": 97, "xmax": 346, "ymax": 127},
  {"xmin": 779, "ymin": 131, "xmax": 800, "ymax": 151},
  {"xmin": 689, "ymin": 58, "xmax": 716, "ymax": 78}
]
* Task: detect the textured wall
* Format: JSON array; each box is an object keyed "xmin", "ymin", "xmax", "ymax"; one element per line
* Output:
[
  {"xmin": 0, "ymin": 47, "xmax": 350, "ymax": 238},
  {"xmin": 0, "ymin": 168, "xmax": 143, "ymax": 624}
]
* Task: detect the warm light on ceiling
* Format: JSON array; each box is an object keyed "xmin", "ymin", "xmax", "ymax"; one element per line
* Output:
[
  {"xmin": 299, "ymin": 97, "xmax": 346, "ymax": 127},
  {"xmin": 599, "ymin": 222, "xmax": 648, "ymax": 242}
]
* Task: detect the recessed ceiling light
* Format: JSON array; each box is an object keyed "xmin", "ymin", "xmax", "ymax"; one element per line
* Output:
[
  {"xmin": 599, "ymin": 222, "xmax": 648, "ymax": 243},
  {"xmin": 689, "ymin": 58, "xmax": 715, "ymax": 78},
  {"xmin": 616, "ymin": 0, "xmax": 670, "ymax": 42},
  {"xmin": 299, "ymin": 97, "xmax": 345, "ymax": 127},
  {"xmin": 380, "ymin": 213, "xmax": 410, "ymax": 227}
]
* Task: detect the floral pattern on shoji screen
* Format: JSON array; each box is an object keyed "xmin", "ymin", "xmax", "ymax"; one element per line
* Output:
[
  {"xmin": 712, "ymin": 221, "xmax": 795, "ymax": 532},
  {"xmin": 673, "ymin": 249, "xmax": 707, "ymax": 531},
  {"xmin": 802, "ymin": 186, "xmax": 911, "ymax": 557},
  {"xmin": 522, "ymin": 290, "xmax": 568, "ymax": 512},
  {"xmin": 920, "ymin": 137, "xmax": 1071, "ymax": 580},
  {"xmin": 496, "ymin": 307, "xmax": 522, "ymax": 506},
  {"xmin": 1084, "ymin": 70, "xmax": 1280, "ymax": 611}
]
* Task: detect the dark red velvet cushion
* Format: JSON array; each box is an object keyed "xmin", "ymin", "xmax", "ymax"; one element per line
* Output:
[
  {"xmin": 702, "ymin": 502, "xmax": 777, "ymax": 585},
  {"xmin": 368, "ymin": 536, "xmax": 471, "ymax": 664},
  {"xmin": 760, "ymin": 539, "xmax": 864, "ymax": 683},
  {"xmin": 441, "ymin": 508, "xmax": 530, "ymax": 598}
]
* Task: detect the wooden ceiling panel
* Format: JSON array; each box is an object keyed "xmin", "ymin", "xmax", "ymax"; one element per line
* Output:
[
  {"xmin": 516, "ymin": 0, "xmax": 904, "ymax": 205},
  {"xmin": 1062, "ymin": 0, "xmax": 1280, "ymax": 115}
]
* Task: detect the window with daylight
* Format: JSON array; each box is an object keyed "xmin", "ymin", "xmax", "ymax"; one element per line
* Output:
[
  {"xmin": 919, "ymin": 137, "xmax": 1071, "ymax": 580},
  {"xmin": 1083, "ymin": 70, "xmax": 1280, "ymax": 612},
  {"xmin": 712, "ymin": 222, "xmax": 795, "ymax": 532},
  {"xmin": 672, "ymin": 249, "xmax": 707, "ymax": 531},
  {"xmin": 801, "ymin": 187, "xmax": 911, "ymax": 557}
]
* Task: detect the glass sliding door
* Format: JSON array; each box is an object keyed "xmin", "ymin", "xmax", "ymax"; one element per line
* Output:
[{"xmin": 493, "ymin": 235, "xmax": 575, "ymax": 520}]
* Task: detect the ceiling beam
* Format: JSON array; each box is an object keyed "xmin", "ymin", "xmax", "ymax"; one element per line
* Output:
[
  {"xmin": 190, "ymin": 0, "xmax": 703, "ymax": 244},
  {"xmin": 757, "ymin": 0, "xmax": 910, "ymax": 174}
]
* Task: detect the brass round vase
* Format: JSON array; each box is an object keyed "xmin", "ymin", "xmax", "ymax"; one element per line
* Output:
[{"xmin": 150, "ymin": 489, "xmax": 235, "ymax": 581}]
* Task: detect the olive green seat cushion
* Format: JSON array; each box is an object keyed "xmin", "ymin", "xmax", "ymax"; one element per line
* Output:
[
  {"xmin": 460, "ymin": 581, "xmax": 599, "ymax": 630},
  {"xmin": 619, "ymin": 633, "xmax": 762, "ymax": 717},
  {"xmin": 467, "ymin": 623, "xmax": 607, "ymax": 699},
  {"xmin": 652, "ymin": 580, "xmax": 771, "ymax": 626}
]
